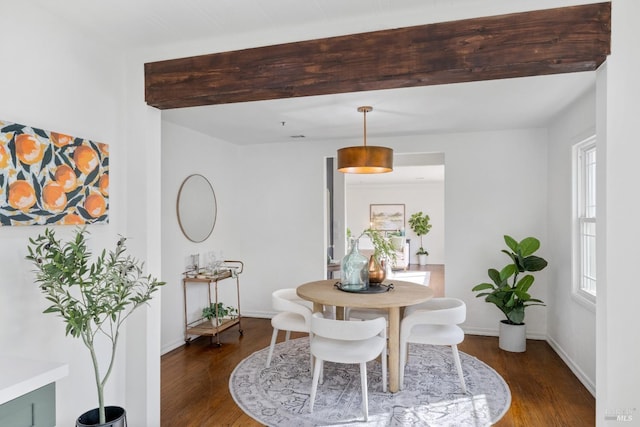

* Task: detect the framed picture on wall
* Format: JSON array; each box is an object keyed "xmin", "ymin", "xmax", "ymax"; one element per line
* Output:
[{"xmin": 370, "ymin": 204, "xmax": 405, "ymax": 231}]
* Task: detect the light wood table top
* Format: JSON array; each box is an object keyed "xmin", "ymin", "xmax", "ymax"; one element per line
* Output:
[
  {"xmin": 297, "ymin": 279, "xmax": 433, "ymax": 309},
  {"xmin": 297, "ymin": 279, "xmax": 433, "ymax": 393}
]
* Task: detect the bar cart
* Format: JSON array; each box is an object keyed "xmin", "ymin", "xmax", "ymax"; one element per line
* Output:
[{"xmin": 183, "ymin": 260, "xmax": 243, "ymax": 346}]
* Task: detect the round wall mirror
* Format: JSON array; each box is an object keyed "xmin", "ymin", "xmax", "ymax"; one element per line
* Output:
[{"xmin": 176, "ymin": 174, "xmax": 217, "ymax": 243}]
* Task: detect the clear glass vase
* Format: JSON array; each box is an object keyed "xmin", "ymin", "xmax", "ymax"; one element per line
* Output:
[{"xmin": 341, "ymin": 238, "xmax": 369, "ymax": 290}]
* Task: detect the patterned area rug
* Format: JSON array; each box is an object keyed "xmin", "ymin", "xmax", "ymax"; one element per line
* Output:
[{"xmin": 230, "ymin": 337, "xmax": 510, "ymax": 426}]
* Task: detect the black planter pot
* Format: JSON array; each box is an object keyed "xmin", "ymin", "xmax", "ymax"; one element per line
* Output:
[{"xmin": 76, "ymin": 406, "xmax": 127, "ymax": 427}]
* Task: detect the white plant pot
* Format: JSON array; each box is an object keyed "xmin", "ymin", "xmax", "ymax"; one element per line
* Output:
[
  {"xmin": 499, "ymin": 320, "xmax": 526, "ymax": 352},
  {"xmin": 417, "ymin": 254, "xmax": 428, "ymax": 266}
]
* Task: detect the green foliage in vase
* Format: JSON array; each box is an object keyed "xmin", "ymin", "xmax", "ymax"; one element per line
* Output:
[
  {"xmin": 347, "ymin": 227, "xmax": 397, "ymax": 263},
  {"xmin": 26, "ymin": 227, "xmax": 165, "ymax": 424},
  {"xmin": 471, "ymin": 235, "xmax": 548, "ymax": 325}
]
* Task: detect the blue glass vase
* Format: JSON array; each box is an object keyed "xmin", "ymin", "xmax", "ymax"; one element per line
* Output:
[{"xmin": 341, "ymin": 238, "xmax": 369, "ymax": 290}]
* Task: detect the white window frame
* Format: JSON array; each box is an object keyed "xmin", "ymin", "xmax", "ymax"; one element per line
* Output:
[{"xmin": 572, "ymin": 135, "xmax": 596, "ymax": 309}]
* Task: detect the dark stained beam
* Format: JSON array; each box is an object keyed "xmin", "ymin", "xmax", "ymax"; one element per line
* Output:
[{"xmin": 144, "ymin": 2, "xmax": 610, "ymax": 110}]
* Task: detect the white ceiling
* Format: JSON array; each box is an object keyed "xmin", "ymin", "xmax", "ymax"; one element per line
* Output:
[
  {"xmin": 161, "ymin": 73, "xmax": 595, "ymax": 145},
  {"xmin": 28, "ymin": 0, "xmax": 599, "ymax": 50},
  {"xmin": 162, "ymin": 72, "xmax": 595, "ymax": 185},
  {"xmin": 26, "ymin": 0, "xmax": 597, "ymax": 183}
]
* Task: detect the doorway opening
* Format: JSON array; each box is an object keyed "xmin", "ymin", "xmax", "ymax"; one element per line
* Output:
[{"xmin": 325, "ymin": 153, "xmax": 445, "ymax": 296}]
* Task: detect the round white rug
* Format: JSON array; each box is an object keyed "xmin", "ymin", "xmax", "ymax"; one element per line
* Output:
[{"xmin": 230, "ymin": 337, "xmax": 510, "ymax": 426}]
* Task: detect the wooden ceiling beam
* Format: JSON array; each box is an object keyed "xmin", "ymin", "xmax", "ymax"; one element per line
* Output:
[{"xmin": 144, "ymin": 2, "xmax": 610, "ymax": 110}]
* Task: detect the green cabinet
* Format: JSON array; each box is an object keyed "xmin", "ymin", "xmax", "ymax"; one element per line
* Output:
[{"xmin": 0, "ymin": 383, "xmax": 55, "ymax": 427}]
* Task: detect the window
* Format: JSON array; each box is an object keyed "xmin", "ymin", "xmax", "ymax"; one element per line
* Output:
[{"xmin": 573, "ymin": 136, "xmax": 596, "ymax": 305}]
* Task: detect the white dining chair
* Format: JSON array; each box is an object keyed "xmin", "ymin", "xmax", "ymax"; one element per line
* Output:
[
  {"xmin": 399, "ymin": 297, "xmax": 467, "ymax": 393},
  {"xmin": 266, "ymin": 288, "xmax": 313, "ymax": 368},
  {"xmin": 309, "ymin": 312, "xmax": 387, "ymax": 421}
]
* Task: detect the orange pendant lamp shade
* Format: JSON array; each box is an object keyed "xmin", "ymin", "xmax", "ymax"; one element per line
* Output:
[
  {"xmin": 337, "ymin": 106, "xmax": 393, "ymax": 174},
  {"xmin": 337, "ymin": 146, "xmax": 393, "ymax": 173}
]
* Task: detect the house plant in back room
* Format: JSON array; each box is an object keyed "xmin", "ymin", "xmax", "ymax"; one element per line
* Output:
[
  {"xmin": 408, "ymin": 211, "xmax": 432, "ymax": 265},
  {"xmin": 471, "ymin": 235, "xmax": 548, "ymax": 352},
  {"xmin": 26, "ymin": 227, "xmax": 165, "ymax": 427}
]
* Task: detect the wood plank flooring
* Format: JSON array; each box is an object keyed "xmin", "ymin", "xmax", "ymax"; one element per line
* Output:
[
  {"xmin": 161, "ymin": 320, "xmax": 594, "ymax": 426},
  {"xmin": 161, "ymin": 265, "xmax": 594, "ymax": 426}
]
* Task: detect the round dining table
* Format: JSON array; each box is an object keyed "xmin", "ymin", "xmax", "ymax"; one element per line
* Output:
[{"xmin": 297, "ymin": 279, "xmax": 433, "ymax": 393}]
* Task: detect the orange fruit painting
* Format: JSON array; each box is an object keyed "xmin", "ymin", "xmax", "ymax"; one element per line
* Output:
[
  {"xmin": 8, "ymin": 180, "xmax": 37, "ymax": 211},
  {"xmin": 99, "ymin": 174, "xmax": 109, "ymax": 196},
  {"xmin": 98, "ymin": 143, "xmax": 109, "ymax": 156},
  {"xmin": 84, "ymin": 193, "xmax": 106, "ymax": 218},
  {"xmin": 73, "ymin": 145, "xmax": 99, "ymax": 175},
  {"xmin": 15, "ymin": 134, "xmax": 44, "ymax": 165},
  {"xmin": 0, "ymin": 120, "xmax": 109, "ymax": 226},
  {"xmin": 54, "ymin": 164, "xmax": 78, "ymax": 192},
  {"xmin": 42, "ymin": 182, "xmax": 67, "ymax": 213},
  {"xmin": 0, "ymin": 143, "xmax": 8, "ymax": 168},
  {"xmin": 62, "ymin": 213, "xmax": 85, "ymax": 225},
  {"xmin": 50, "ymin": 132, "xmax": 73, "ymax": 147}
]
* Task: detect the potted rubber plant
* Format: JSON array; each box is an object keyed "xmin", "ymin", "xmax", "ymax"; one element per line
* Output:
[
  {"xmin": 471, "ymin": 235, "xmax": 548, "ymax": 352},
  {"xmin": 26, "ymin": 227, "xmax": 165, "ymax": 426},
  {"xmin": 408, "ymin": 212, "xmax": 432, "ymax": 265}
]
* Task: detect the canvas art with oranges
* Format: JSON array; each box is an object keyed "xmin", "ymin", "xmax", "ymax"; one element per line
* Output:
[{"xmin": 0, "ymin": 120, "xmax": 109, "ymax": 226}]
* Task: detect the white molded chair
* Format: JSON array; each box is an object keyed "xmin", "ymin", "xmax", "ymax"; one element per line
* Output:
[
  {"xmin": 399, "ymin": 298, "xmax": 467, "ymax": 393},
  {"xmin": 266, "ymin": 288, "xmax": 313, "ymax": 368},
  {"xmin": 309, "ymin": 313, "xmax": 387, "ymax": 421}
]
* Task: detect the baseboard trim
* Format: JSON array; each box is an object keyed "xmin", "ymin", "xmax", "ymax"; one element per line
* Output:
[
  {"xmin": 243, "ymin": 310, "xmax": 273, "ymax": 319},
  {"xmin": 162, "ymin": 339, "xmax": 187, "ymax": 355},
  {"xmin": 462, "ymin": 327, "xmax": 595, "ymax": 396},
  {"xmin": 162, "ymin": 317, "xmax": 594, "ymax": 397},
  {"xmin": 462, "ymin": 326, "xmax": 547, "ymax": 341},
  {"xmin": 546, "ymin": 335, "xmax": 596, "ymax": 397},
  {"xmin": 161, "ymin": 311, "xmax": 274, "ymax": 355}
]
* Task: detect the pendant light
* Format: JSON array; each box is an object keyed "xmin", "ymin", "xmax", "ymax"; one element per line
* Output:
[{"xmin": 337, "ymin": 106, "xmax": 393, "ymax": 174}]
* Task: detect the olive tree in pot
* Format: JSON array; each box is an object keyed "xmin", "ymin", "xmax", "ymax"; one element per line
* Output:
[
  {"xmin": 408, "ymin": 212, "xmax": 432, "ymax": 266},
  {"xmin": 26, "ymin": 227, "xmax": 165, "ymax": 426},
  {"xmin": 471, "ymin": 235, "xmax": 548, "ymax": 352}
]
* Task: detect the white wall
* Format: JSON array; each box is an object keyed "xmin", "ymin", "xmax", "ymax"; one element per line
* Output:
[
  {"xmin": 346, "ymin": 182, "xmax": 445, "ymax": 264},
  {"xmin": 420, "ymin": 129, "xmax": 549, "ymax": 338},
  {"xmin": 160, "ymin": 120, "xmax": 242, "ymax": 353},
  {"xmin": 152, "ymin": 2, "xmax": 640, "ymax": 423},
  {"xmin": 546, "ymin": 86, "xmax": 596, "ymax": 394},
  {"xmin": 0, "ymin": 3, "xmax": 130, "ymax": 425},
  {"xmin": 233, "ymin": 142, "xmax": 330, "ymax": 316},
  {"xmin": 598, "ymin": 1, "xmax": 640, "ymax": 424},
  {"xmin": 159, "ymin": 128, "xmax": 549, "ymax": 339},
  {"xmin": 7, "ymin": 2, "xmax": 638, "ymax": 425}
]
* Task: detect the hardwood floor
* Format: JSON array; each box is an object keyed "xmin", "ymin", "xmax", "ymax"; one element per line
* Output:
[
  {"xmin": 161, "ymin": 317, "xmax": 595, "ymax": 426},
  {"xmin": 405, "ymin": 263, "xmax": 444, "ymax": 297}
]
